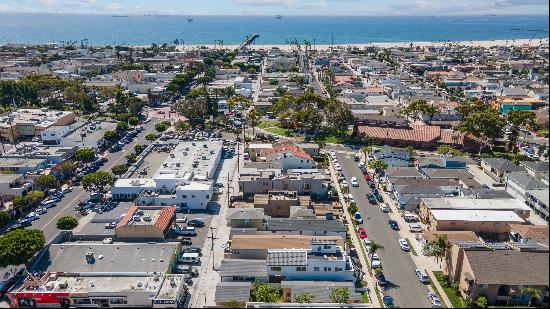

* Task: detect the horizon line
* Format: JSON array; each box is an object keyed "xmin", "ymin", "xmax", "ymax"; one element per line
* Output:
[{"xmin": 0, "ymin": 12, "xmax": 549, "ymax": 17}]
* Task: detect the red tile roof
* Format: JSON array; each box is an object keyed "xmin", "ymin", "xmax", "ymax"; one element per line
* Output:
[
  {"xmin": 260, "ymin": 143, "xmax": 313, "ymax": 161},
  {"xmin": 117, "ymin": 206, "xmax": 175, "ymax": 232},
  {"xmin": 357, "ymin": 124, "xmax": 477, "ymax": 146}
]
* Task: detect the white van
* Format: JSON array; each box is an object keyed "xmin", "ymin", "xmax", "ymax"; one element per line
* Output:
[
  {"xmin": 179, "ymin": 252, "xmax": 200, "ymax": 264},
  {"xmin": 408, "ymin": 223, "xmax": 423, "ymax": 233},
  {"xmin": 404, "ymin": 213, "xmax": 419, "ymax": 222},
  {"xmin": 174, "ymin": 226, "xmax": 196, "ymax": 236}
]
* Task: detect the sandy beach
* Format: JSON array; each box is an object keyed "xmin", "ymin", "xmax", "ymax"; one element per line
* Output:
[{"xmin": 181, "ymin": 37, "xmax": 549, "ymax": 51}]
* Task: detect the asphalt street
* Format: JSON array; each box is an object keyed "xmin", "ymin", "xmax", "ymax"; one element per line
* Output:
[
  {"xmin": 336, "ymin": 152, "xmax": 432, "ymax": 308},
  {"xmin": 29, "ymin": 118, "xmax": 161, "ymax": 242}
]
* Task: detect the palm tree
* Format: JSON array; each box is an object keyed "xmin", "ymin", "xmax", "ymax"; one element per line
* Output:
[
  {"xmin": 427, "ymin": 234, "xmax": 451, "ymax": 268},
  {"xmin": 521, "ymin": 287, "xmax": 542, "ymax": 308},
  {"xmin": 368, "ymin": 240, "xmax": 384, "ymax": 257}
]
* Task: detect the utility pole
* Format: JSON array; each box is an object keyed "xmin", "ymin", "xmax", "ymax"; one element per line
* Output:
[{"xmin": 207, "ymin": 227, "xmax": 218, "ymax": 271}]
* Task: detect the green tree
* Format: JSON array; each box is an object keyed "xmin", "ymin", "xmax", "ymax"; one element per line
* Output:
[
  {"xmin": 75, "ymin": 147, "xmax": 95, "ymax": 164},
  {"xmin": 368, "ymin": 240, "xmax": 384, "ymax": 257},
  {"xmin": 401, "ymin": 100, "xmax": 438, "ymax": 123},
  {"xmin": 251, "ymin": 281, "xmax": 281, "ymax": 303},
  {"xmin": 521, "ymin": 287, "xmax": 542, "ymax": 308},
  {"xmin": 474, "ymin": 295, "xmax": 487, "ymax": 308},
  {"xmin": 116, "ymin": 121, "xmax": 128, "ymax": 132},
  {"xmin": 368, "ymin": 159, "xmax": 388, "ymax": 174},
  {"xmin": 134, "ymin": 144, "xmax": 144, "ymax": 154},
  {"xmin": 103, "ymin": 130, "xmax": 119, "ymax": 142},
  {"xmin": 347, "ymin": 203, "xmax": 358, "ymax": 215},
  {"xmin": 247, "ymin": 108, "xmax": 262, "ymax": 136},
  {"xmin": 155, "ymin": 121, "xmax": 169, "ymax": 132},
  {"xmin": 145, "ymin": 133, "xmax": 158, "ymax": 142},
  {"xmin": 81, "ymin": 171, "xmax": 113, "ymax": 194},
  {"xmin": 426, "ymin": 234, "xmax": 451, "ymax": 267},
  {"xmin": 0, "ymin": 211, "xmax": 10, "ymax": 227},
  {"xmin": 177, "ymin": 98, "xmax": 208, "ymax": 128},
  {"xmin": 324, "ymin": 99, "xmax": 354, "ymax": 133},
  {"xmin": 294, "ymin": 292, "xmax": 314, "ymax": 304},
  {"xmin": 506, "ymin": 110, "xmax": 537, "ymax": 152},
  {"xmin": 56, "ymin": 216, "xmax": 79, "ymax": 230},
  {"xmin": 25, "ymin": 190, "xmax": 45, "ymax": 207},
  {"xmin": 111, "ymin": 165, "xmax": 129, "ymax": 175},
  {"xmin": 0, "ymin": 229, "xmax": 45, "ymax": 267},
  {"xmin": 59, "ymin": 160, "xmax": 77, "ymax": 178},
  {"xmin": 128, "ymin": 116, "xmax": 139, "ymax": 127},
  {"xmin": 126, "ymin": 154, "xmax": 137, "ymax": 163},
  {"xmin": 455, "ymin": 99, "xmax": 491, "ymax": 118},
  {"xmin": 458, "ymin": 109, "xmax": 506, "ymax": 154},
  {"xmin": 33, "ymin": 175, "xmax": 58, "ymax": 190},
  {"xmin": 11, "ymin": 196, "xmax": 26, "ymax": 214},
  {"xmin": 329, "ymin": 288, "xmax": 350, "ymax": 304}
]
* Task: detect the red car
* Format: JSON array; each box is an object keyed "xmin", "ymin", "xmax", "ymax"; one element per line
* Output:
[
  {"xmin": 358, "ymin": 228, "xmax": 368, "ymax": 239},
  {"xmin": 364, "ymin": 174, "xmax": 371, "ymax": 181}
]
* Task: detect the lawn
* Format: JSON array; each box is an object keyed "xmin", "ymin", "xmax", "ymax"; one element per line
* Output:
[
  {"xmin": 256, "ymin": 120, "xmax": 279, "ymax": 129},
  {"xmin": 537, "ymin": 128, "xmax": 549, "ymax": 138},
  {"xmin": 361, "ymin": 291, "xmax": 370, "ymax": 304},
  {"xmin": 405, "ymin": 238, "xmax": 418, "ymax": 256},
  {"xmin": 433, "ymin": 271, "xmax": 465, "ymax": 308},
  {"xmin": 264, "ymin": 127, "xmax": 290, "ymax": 136}
]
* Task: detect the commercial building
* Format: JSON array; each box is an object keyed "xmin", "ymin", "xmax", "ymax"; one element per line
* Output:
[
  {"xmin": 8, "ymin": 272, "xmax": 186, "ymax": 308},
  {"xmin": 238, "ymin": 168, "xmax": 330, "ymax": 198},
  {"xmin": 0, "ymin": 109, "xmax": 76, "ymax": 142},
  {"xmin": 419, "ymin": 198, "xmax": 532, "ymax": 221},
  {"xmin": 111, "ymin": 141, "xmax": 222, "ymax": 211},
  {"xmin": 115, "ymin": 206, "xmax": 176, "ymax": 240}
]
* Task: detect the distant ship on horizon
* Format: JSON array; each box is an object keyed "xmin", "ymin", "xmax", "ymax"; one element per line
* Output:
[
  {"xmin": 113, "ymin": 15, "xmax": 130, "ymax": 18},
  {"xmin": 188, "ymin": 18, "xmax": 194, "ymax": 22},
  {"xmin": 276, "ymin": 15, "xmax": 283, "ymax": 20}
]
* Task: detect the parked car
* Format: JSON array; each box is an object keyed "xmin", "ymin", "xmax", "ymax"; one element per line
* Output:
[
  {"xmin": 174, "ymin": 265, "xmax": 199, "ymax": 277},
  {"xmin": 399, "ymin": 239, "xmax": 410, "ymax": 251},
  {"xmin": 183, "ymin": 247, "xmax": 202, "ymax": 256},
  {"xmin": 358, "ymin": 228, "xmax": 367, "ymax": 239},
  {"xmin": 180, "ymin": 238, "xmax": 193, "ymax": 246},
  {"xmin": 374, "ymin": 192, "xmax": 384, "ymax": 202},
  {"xmin": 363, "ymin": 238, "xmax": 372, "ymax": 250},
  {"xmin": 187, "ymin": 220, "xmax": 205, "ymax": 228},
  {"xmin": 389, "ymin": 219, "xmax": 399, "ymax": 230},
  {"xmin": 354, "ymin": 212, "xmax": 363, "ymax": 224},
  {"xmin": 366, "ymin": 193, "xmax": 377, "ymax": 204},
  {"xmin": 18, "ymin": 219, "xmax": 32, "ymax": 227},
  {"xmin": 379, "ymin": 203, "xmax": 390, "ymax": 212},
  {"xmin": 370, "ymin": 253, "xmax": 381, "ymax": 268},
  {"xmin": 427, "ymin": 292, "xmax": 443, "ymax": 308},
  {"xmin": 351, "ymin": 177, "xmax": 359, "ymax": 187},
  {"xmin": 383, "ymin": 296, "xmax": 396, "ymax": 308},
  {"xmin": 104, "ymin": 222, "xmax": 117, "ymax": 229},
  {"xmin": 408, "ymin": 223, "xmax": 423, "ymax": 233},
  {"xmin": 416, "ymin": 269, "xmax": 430, "ymax": 284},
  {"xmin": 377, "ymin": 272, "xmax": 387, "ymax": 287}
]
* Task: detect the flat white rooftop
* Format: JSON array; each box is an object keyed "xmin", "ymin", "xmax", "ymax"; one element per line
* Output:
[
  {"xmin": 430, "ymin": 209, "xmax": 525, "ymax": 223},
  {"xmin": 423, "ymin": 198, "xmax": 531, "ymax": 211},
  {"xmin": 154, "ymin": 141, "xmax": 222, "ymax": 180}
]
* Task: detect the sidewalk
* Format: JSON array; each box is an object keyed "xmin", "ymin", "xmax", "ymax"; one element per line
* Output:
[{"xmin": 327, "ymin": 156, "xmax": 380, "ymax": 308}]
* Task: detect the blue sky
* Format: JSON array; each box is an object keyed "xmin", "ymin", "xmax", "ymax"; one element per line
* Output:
[{"xmin": 1, "ymin": 0, "xmax": 548, "ymax": 15}]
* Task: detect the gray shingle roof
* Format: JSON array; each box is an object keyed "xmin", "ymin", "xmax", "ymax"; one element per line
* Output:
[
  {"xmin": 215, "ymin": 282, "xmax": 251, "ymax": 303},
  {"xmin": 520, "ymin": 161, "xmax": 550, "ymax": 173},
  {"xmin": 465, "ymin": 250, "xmax": 549, "ymax": 286},
  {"xmin": 220, "ymin": 259, "xmax": 268, "ymax": 278},
  {"xmin": 227, "ymin": 208, "xmax": 267, "ymax": 220},
  {"xmin": 385, "ymin": 167, "xmax": 422, "ymax": 178},
  {"xmin": 507, "ymin": 171, "xmax": 549, "ymax": 191},
  {"xmin": 267, "ymin": 250, "xmax": 308, "ymax": 266},
  {"xmin": 266, "ymin": 218, "xmax": 346, "ymax": 233},
  {"xmin": 422, "ymin": 168, "xmax": 473, "ymax": 179},
  {"xmin": 482, "ymin": 158, "xmax": 525, "ymax": 173}
]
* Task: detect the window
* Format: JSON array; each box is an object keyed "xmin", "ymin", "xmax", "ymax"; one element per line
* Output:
[
  {"xmin": 335, "ymin": 267, "xmax": 342, "ymax": 272},
  {"xmin": 206, "ymin": 195, "xmax": 210, "ymax": 199},
  {"xmin": 478, "ymin": 284, "xmax": 488, "ymax": 289},
  {"xmin": 73, "ymin": 299, "xmax": 92, "ymax": 305},
  {"xmin": 191, "ymin": 195, "xmax": 196, "ymax": 198},
  {"xmin": 271, "ymin": 266, "xmax": 281, "ymax": 271},
  {"xmin": 296, "ymin": 266, "xmax": 306, "ymax": 271},
  {"xmin": 313, "ymin": 267, "xmax": 320, "ymax": 272},
  {"xmin": 110, "ymin": 299, "xmax": 128, "ymax": 305},
  {"xmin": 324, "ymin": 267, "xmax": 331, "ymax": 271},
  {"xmin": 182, "ymin": 195, "xmax": 187, "ymax": 198}
]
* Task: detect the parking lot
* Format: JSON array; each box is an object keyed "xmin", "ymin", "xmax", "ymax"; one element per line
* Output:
[{"xmin": 334, "ymin": 151, "xmax": 432, "ymax": 308}]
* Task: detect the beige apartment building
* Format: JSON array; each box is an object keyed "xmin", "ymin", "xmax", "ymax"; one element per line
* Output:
[
  {"xmin": 112, "ymin": 69, "xmax": 145, "ymax": 83},
  {"xmin": 0, "ymin": 109, "xmax": 76, "ymax": 142}
]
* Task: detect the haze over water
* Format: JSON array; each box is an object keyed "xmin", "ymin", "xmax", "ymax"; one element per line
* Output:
[{"xmin": 0, "ymin": 13, "xmax": 548, "ymax": 45}]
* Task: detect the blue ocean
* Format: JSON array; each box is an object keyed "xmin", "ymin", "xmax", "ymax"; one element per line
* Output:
[{"xmin": 0, "ymin": 13, "xmax": 548, "ymax": 45}]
